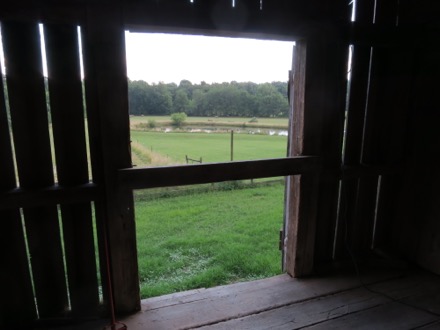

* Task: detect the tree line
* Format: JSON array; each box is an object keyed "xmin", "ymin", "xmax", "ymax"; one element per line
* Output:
[{"xmin": 128, "ymin": 79, "xmax": 289, "ymax": 118}]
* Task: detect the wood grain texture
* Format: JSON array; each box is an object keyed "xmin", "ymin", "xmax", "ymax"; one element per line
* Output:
[
  {"xmin": 305, "ymin": 302, "xmax": 436, "ymax": 329},
  {"xmin": 120, "ymin": 270, "xmax": 405, "ymax": 329},
  {"xmin": 2, "ymin": 21, "xmax": 68, "ymax": 318},
  {"xmin": 119, "ymin": 157, "xmax": 319, "ymax": 190},
  {"xmin": 0, "ymin": 183, "xmax": 100, "ymax": 210},
  {"xmin": 309, "ymin": 34, "xmax": 347, "ymax": 268},
  {"xmin": 82, "ymin": 4, "xmax": 140, "ymax": 313},
  {"xmin": 44, "ymin": 23, "xmax": 99, "ymax": 317}
]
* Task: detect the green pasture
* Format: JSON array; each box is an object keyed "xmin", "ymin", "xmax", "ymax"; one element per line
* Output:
[
  {"xmin": 135, "ymin": 182, "xmax": 285, "ymax": 298},
  {"xmin": 130, "ymin": 130, "xmax": 288, "ymax": 165}
]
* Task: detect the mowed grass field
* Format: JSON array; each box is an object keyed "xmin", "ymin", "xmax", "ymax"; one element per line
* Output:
[
  {"xmin": 130, "ymin": 130, "xmax": 288, "ymax": 166},
  {"xmin": 131, "ymin": 117, "xmax": 288, "ymax": 299},
  {"xmin": 135, "ymin": 182, "xmax": 285, "ymax": 298}
]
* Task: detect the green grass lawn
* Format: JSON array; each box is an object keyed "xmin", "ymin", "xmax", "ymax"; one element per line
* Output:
[
  {"xmin": 135, "ymin": 182, "xmax": 285, "ymax": 298},
  {"xmin": 131, "ymin": 130, "xmax": 288, "ymax": 165}
]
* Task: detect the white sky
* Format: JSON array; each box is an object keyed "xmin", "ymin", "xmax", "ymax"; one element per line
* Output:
[
  {"xmin": 0, "ymin": 29, "xmax": 294, "ymax": 85},
  {"xmin": 125, "ymin": 32, "xmax": 294, "ymax": 84}
]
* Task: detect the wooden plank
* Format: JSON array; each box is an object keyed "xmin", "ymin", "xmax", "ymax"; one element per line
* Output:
[
  {"xmin": 369, "ymin": 47, "xmax": 414, "ymax": 251},
  {"xmin": 310, "ymin": 34, "xmax": 347, "ymax": 269},
  {"xmin": 285, "ymin": 29, "xmax": 347, "ymax": 275},
  {"xmin": 284, "ymin": 41, "xmax": 310, "ymax": 276},
  {"xmin": 353, "ymin": 0, "xmax": 401, "ymax": 254},
  {"xmin": 419, "ymin": 321, "xmax": 440, "ymax": 329},
  {"xmin": 198, "ymin": 287, "xmax": 388, "ymax": 330},
  {"xmin": 0, "ymin": 55, "xmax": 37, "ymax": 328},
  {"xmin": 388, "ymin": 1, "xmax": 440, "ymax": 272},
  {"xmin": 0, "ymin": 183, "xmax": 100, "ymax": 210},
  {"xmin": 304, "ymin": 302, "xmax": 437, "ymax": 329},
  {"xmin": 44, "ymin": 23, "xmax": 99, "ymax": 316},
  {"xmin": 120, "ymin": 270, "xmax": 403, "ymax": 329},
  {"xmin": 333, "ymin": 0, "xmax": 375, "ymax": 261},
  {"xmin": 82, "ymin": 4, "xmax": 139, "ymax": 314},
  {"xmin": 119, "ymin": 156, "xmax": 319, "ymax": 190},
  {"xmin": 1, "ymin": 21, "xmax": 68, "ymax": 318},
  {"xmin": 336, "ymin": 45, "xmax": 372, "ymax": 259},
  {"xmin": 207, "ymin": 270, "xmax": 440, "ymax": 330},
  {"xmin": 352, "ymin": 0, "xmax": 405, "ymax": 255},
  {"xmin": 399, "ymin": 46, "xmax": 440, "ymax": 272},
  {"xmin": 123, "ymin": 0, "xmax": 342, "ymax": 39}
]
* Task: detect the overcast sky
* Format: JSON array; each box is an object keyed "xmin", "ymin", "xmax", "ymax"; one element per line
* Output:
[
  {"xmin": 0, "ymin": 29, "xmax": 294, "ymax": 84},
  {"xmin": 125, "ymin": 32, "xmax": 294, "ymax": 84}
]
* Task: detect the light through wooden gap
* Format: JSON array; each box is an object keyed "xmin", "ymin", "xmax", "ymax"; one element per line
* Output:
[
  {"xmin": 0, "ymin": 25, "xmax": 20, "ymax": 188},
  {"xmin": 77, "ymin": 26, "xmax": 93, "ymax": 183},
  {"xmin": 360, "ymin": 47, "xmax": 374, "ymax": 164},
  {"xmin": 38, "ymin": 24, "xmax": 58, "ymax": 183},
  {"xmin": 91, "ymin": 202, "xmax": 103, "ymax": 304},
  {"xmin": 57, "ymin": 205, "xmax": 72, "ymax": 311},
  {"xmin": 333, "ymin": 180, "xmax": 343, "ymax": 259},
  {"xmin": 350, "ymin": 0, "xmax": 356, "ymax": 22},
  {"xmin": 20, "ymin": 208, "xmax": 40, "ymax": 318},
  {"xmin": 371, "ymin": 175, "xmax": 382, "ymax": 249},
  {"xmin": 333, "ymin": 45, "xmax": 354, "ymax": 258}
]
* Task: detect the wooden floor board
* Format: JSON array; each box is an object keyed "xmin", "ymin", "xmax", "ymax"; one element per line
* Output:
[
  {"xmin": 416, "ymin": 320, "xmax": 440, "ymax": 329},
  {"xmin": 55, "ymin": 269, "xmax": 440, "ymax": 330},
  {"xmin": 197, "ymin": 287, "xmax": 388, "ymax": 330},
  {"xmin": 302, "ymin": 302, "xmax": 438, "ymax": 330},
  {"xmin": 122, "ymin": 270, "xmax": 402, "ymax": 329}
]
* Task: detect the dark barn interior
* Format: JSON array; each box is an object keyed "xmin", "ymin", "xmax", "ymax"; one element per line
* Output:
[{"xmin": 1, "ymin": 0, "xmax": 440, "ymax": 329}]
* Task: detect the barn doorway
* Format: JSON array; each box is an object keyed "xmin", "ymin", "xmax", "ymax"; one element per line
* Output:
[{"xmin": 125, "ymin": 31, "xmax": 295, "ymax": 299}]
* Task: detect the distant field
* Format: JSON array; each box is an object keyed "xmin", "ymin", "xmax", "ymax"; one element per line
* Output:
[
  {"xmin": 130, "ymin": 115, "xmax": 289, "ymax": 129},
  {"xmin": 130, "ymin": 130, "xmax": 288, "ymax": 166}
]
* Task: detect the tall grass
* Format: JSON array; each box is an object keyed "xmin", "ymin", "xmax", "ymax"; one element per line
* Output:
[{"xmin": 131, "ymin": 140, "xmax": 175, "ymax": 167}]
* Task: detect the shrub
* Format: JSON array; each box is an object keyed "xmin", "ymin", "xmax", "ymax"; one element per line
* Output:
[
  {"xmin": 171, "ymin": 112, "xmax": 187, "ymax": 127},
  {"xmin": 249, "ymin": 117, "xmax": 258, "ymax": 123},
  {"xmin": 147, "ymin": 119, "xmax": 157, "ymax": 128}
]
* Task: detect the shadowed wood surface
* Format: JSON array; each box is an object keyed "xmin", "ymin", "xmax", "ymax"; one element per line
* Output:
[{"xmin": 58, "ymin": 268, "xmax": 440, "ymax": 329}]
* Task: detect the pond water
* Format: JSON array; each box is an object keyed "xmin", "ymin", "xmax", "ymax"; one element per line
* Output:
[{"xmin": 161, "ymin": 126, "xmax": 288, "ymax": 136}]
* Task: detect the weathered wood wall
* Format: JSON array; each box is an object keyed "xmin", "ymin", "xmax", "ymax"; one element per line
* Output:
[
  {"xmin": 1, "ymin": 0, "xmax": 439, "ymax": 328},
  {"xmin": 0, "ymin": 3, "xmax": 139, "ymax": 326},
  {"xmin": 390, "ymin": 0, "xmax": 440, "ymax": 274}
]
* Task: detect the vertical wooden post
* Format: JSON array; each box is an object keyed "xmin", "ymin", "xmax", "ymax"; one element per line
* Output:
[
  {"xmin": 285, "ymin": 29, "xmax": 347, "ymax": 276},
  {"xmin": 230, "ymin": 130, "xmax": 234, "ymax": 161},
  {"xmin": 82, "ymin": 4, "xmax": 140, "ymax": 314},
  {"xmin": 284, "ymin": 40, "xmax": 321, "ymax": 277}
]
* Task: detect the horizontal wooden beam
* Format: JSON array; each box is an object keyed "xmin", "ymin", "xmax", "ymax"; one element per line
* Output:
[
  {"xmin": 118, "ymin": 156, "xmax": 320, "ymax": 190},
  {"xmin": 0, "ymin": 183, "xmax": 101, "ymax": 211}
]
